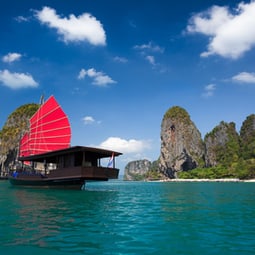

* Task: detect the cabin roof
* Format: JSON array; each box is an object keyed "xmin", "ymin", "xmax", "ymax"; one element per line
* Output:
[{"xmin": 18, "ymin": 146, "xmax": 122, "ymax": 163}]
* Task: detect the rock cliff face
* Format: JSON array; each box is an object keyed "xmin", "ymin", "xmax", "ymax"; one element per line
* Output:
[
  {"xmin": 123, "ymin": 159, "xmax": 151, "ymax": 181},
  {"xmin": 204, "ymin": 121, "xmax": 240, "ymax": 167},
  {"xmin": 240, "ymin": 114, "xmax": 255, "ymax": 159},
  {"xmin": 0, "ymin": 103, "xmax": 39, "ymax": 175},
  {"xmin": 159, "ymin": 106, "xmax": 204, "ymax": 178}
]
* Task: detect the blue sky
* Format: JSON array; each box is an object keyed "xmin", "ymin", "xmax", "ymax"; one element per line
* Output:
[{"xmin": 1, "ymin": 0, "xmax": 255, "ymax": 173}]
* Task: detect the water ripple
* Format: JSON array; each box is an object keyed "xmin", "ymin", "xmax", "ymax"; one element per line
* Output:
[{"xmin": 1, "ymin": 181, "xmax": 255, "ymax": 254}]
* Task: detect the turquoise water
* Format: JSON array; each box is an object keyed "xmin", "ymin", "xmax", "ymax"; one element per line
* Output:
[{"xmin": 0, "ymin": 181, "xmax": 254, "ymax": 255}]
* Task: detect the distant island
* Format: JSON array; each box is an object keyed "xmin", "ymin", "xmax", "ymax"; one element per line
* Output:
[{"xmin": 124, "ymin": 106, "xmax": 255, "ymax": 181}]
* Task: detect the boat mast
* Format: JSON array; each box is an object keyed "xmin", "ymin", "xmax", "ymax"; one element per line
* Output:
[{"xmin": 39, "ymin": 94, "xmax": 45, "ymax": 105}]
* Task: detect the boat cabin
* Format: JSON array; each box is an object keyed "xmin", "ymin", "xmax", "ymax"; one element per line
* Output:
[{"xmin": 18, "ymin": 146, "xmax": 122, "ymax": 181}]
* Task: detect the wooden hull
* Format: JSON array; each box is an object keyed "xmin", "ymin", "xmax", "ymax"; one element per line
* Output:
[
  {"xmin": 8, "ymin": 176, "xmax": 85, "ymax": 189},
  {"xmin": 8, "ymin": 166, "xmax": 119, "ymax": 189}
]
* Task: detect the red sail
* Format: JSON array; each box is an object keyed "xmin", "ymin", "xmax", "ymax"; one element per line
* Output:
[
  {"xmin": 19, "ymin": 96, "xmax": 71, "ymax": 157},
  {"xmin": 19, "ymin": 132, "xmax": 29, "ymax": 157}
]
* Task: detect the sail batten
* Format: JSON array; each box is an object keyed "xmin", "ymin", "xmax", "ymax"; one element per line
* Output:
[
  {"xmin": 19, "ymin": 96, "xmax": 71, "ymax": 157},
  {"xmin": 30, "ymin": 105, "xmax": 61, "ymax": 125},
  {"xmin": 30, "ymin": 110, "xmax": 67, "ymax": 127},
  {"xmin": 30, "ymin": 126, "xmax": 71, "ymax": 133},
  {"xmin": 30, "ymin": 117, "xmax": 70, "ymax": 129},
  {"xmin": 29, "ymin": 127, "xmax": 71, "ymax": 135}
]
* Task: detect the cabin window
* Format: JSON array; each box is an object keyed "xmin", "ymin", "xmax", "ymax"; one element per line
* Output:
[
  {"xmin": 58, "ymin": 154, "xmax": 75, "ymax": 168},
  {"xmin": 74, "ymin": 152, "xmax": 83, "ymax": 166}
]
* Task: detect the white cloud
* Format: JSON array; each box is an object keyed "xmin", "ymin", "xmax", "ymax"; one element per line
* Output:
[
  {"xmin": 146, "ymin": 55, "xmax": 156, "ymax": 65},
  {"xmin": 113, "ymin": 56, "xmax": 128, "ymax": 63},
  {"xmin": 134, "ymin": 41, "xmax": 164, "ymax": 53},
  {"xmin": 134, "ymin": 41, "xmax": 164, "ymax": 68},
  {"xmin": 78, "ymin": 69, "xmax": 86, "ymax": 79},
  {"xmin": 15, "ymin": 16, "xmax": 30, "ymax": 22},
  {"xmin": 202, "ymin": 84, "xmax": 216, "ymax": 97},
  {"xmin": 82, "ymin": 115, "xmax": 101, "ymax": 125},
  {"xmin": 35, "ymin": 6, "xmax": 106, "ymax": 45},
  {"xmin": 232, "ymin": 72, "xmax": 255, "ymax": 83},
  {"xmin": 99, "ymin": 137, "xmax": 151, "ymax": 154},
  {"xmin": 2, "ymin": 53, "xmax": 22, "ymax": 63},
  {"xmin": 187, "ymin": 2, "xmax": 255, "ymax": 59},
  {"xmin": 0, "ymin": 69, "xmax": 38, "ymax": 89},
  {"xmin": 78, "ymin": 68, "xmax": 116, "ymax": 86},
  {"xmin": 82, "ymin": 116, "xmax": 95, "ymax": 125}
]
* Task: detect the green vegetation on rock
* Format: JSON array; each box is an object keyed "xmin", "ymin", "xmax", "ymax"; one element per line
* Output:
[
  {"xmin": 163, "ymin": 106, "xmax": 190, "ymax": 122},
  {"xmin": 184, "ymin": 118, "xmax": 255, "ymax": 180},
  {"xmin": 178, "ymin": 158, "xmax": 255, "ymax": 180},
  {"xmin": 0, "ymin": 103, "xmax": 39, "ymax": 170},
  {"xmin": 240, "ymin": 114, "xmax": 255, "ymax": 160},
  {"xmin": 145, "ymin": 159, "xmax": 165, "ymax": 180},
  {"xmin": 205, "ymin": 121, "xmax": 240, "ymax": 167}
]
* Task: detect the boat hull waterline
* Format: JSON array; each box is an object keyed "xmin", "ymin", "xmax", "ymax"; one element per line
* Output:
[
  {"xmin": 9, "ymin": 164, "xmax": 120, "ymax": 189},
  {"xmin": 8, "ymin": 176, "xmax": 86, "ymax": 189}
]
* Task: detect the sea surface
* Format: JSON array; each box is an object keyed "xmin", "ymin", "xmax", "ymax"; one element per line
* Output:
[{"xmin": 0, "ymin": 180, "xmax": 254, "ymax": 255}]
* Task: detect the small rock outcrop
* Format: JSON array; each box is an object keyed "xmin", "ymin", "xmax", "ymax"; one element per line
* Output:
[
  {"xmin": 204, "ymin": 121, "xmax": 240, "ymax": 167},
  {"xmin": 123, "ymin": 159, "xmax": 151, "ymax": 181},
  {"xmin": 159, "ymin": 106, "xmax": 205, "ymax": 178}
]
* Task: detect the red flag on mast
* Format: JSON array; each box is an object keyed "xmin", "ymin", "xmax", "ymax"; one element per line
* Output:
[{"xmin": 107, "ymin": 153, "xmax": 114, "ymax": 168}]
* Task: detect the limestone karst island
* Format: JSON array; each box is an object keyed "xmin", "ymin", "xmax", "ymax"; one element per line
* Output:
[{"xmin": 124, "ymin": 106, "xmax": 255, "ymax": 181}]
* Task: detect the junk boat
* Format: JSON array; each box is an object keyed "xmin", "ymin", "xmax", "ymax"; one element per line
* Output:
[
  {"xmin": 8, "ymin": 96, "xmax": 122, "ymax": 189},
  {"xmin": 9, "ymin": 146, "xmax": 121, "ymax": 189}
]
